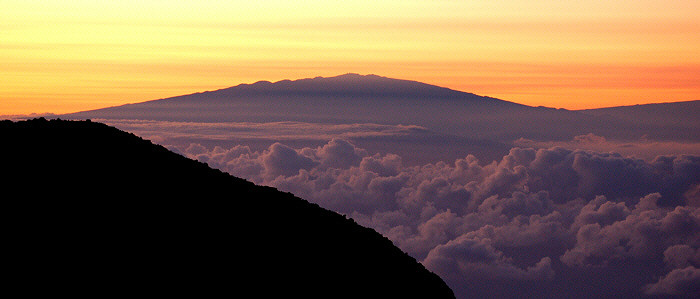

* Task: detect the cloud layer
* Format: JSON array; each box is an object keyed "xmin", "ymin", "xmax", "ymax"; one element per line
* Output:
[
  {"xmin": 180, "ymin": 138, "xmax": 700, "ymax": 298},
  {"xmin": 96, "ymin": 118, "xmax": 515, "ymax": 165},
  {"xmin": 515, "ymin": 133, "xmax": 700, "ymax": 161}
]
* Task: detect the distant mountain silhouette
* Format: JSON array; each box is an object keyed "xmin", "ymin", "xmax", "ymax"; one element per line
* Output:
[
  {"xmin": 62, "ymin": 74, "xmax": 699, "ymax": 141},
  {"xmin": 1, "ymin": 118, "xmax": 455, "ymax": 298},
  {"xmin": 63, "ymin": 73, "xmax": 523, "ymax": 124},
  {"xmin": 218, "ymin": 73, "xmax": 494, "ymax": 98},
  {"xmin": 578, "ymin": 100, "xmax": 700, "ymax": 130}
]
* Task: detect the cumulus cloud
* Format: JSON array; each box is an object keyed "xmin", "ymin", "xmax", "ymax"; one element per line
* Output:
[
  {"xmin": 644, "ymin": 266, "xmax": 700, "ymax": 296},
  {"xmin": 424, "ymin": 236, "xmax": 555, "ymax": 281},
  {"xmin": 561, "ymin": 194, "xmax": 700, "ymax": 267},
  {"xmin": 262, "ymin": 143, "xmax": 317, "ymax": 178},
  {"xmin": 316, "ymin": 138, "xmax": 366, "ymax": 169},
  {"xmin": 663, "ymin": 245, "xmax": 700, "ymax": 269},
  {"xmin": 178, "ymin": 139, "xmax": 700, "ymax": 298}
]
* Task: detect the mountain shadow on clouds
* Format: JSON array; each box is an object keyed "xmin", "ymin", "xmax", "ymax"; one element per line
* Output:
[{"xmin": 1, "ymin": 118, "xmax": 455, "ymax": 298}]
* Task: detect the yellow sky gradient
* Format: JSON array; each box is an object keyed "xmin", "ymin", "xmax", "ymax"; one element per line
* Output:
[{"xmin": 2, "ymin": 0, "xmax": 698, "ymax": 114}]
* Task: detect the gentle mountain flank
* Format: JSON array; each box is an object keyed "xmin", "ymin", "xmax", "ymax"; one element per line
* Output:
[{"xmin": 61, "ymin": 74, "xmax": 699, "ymax": 142}]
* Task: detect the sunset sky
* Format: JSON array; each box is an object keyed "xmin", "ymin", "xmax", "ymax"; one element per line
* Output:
[{"xmin": 2, "ymin": 0, "xmax": 698, "ymax": 114}]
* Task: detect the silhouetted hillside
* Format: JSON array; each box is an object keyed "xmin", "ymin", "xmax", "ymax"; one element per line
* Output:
[{"xmin": 1, "ymin": 118, "xmax": 455, "ymax": 298}]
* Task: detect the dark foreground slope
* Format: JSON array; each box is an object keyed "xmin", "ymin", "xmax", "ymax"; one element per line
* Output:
[{"xmin": 1, "ymin": 118, "xmax": 454, "ymax": 298}]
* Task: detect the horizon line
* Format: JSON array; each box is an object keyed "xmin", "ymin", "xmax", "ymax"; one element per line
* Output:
[{"xmin": 3, "ymin": 73, "xmax": 697, "ymax": 116}]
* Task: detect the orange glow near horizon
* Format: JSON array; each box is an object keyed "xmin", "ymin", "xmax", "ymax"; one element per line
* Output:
[{"xmin": 2, "ymin": 1, "xmax": 698, "ymax": 115}]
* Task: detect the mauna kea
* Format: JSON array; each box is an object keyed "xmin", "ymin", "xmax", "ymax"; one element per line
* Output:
[
  {"xmin": 2, "ymin": 118, "xmax": 455, "ymax": 298},
  {"xmin": 61, "ymin": 73, "xmax": 700, "ymax": 142}
]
